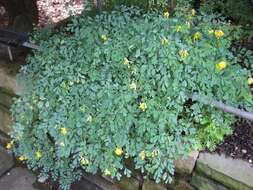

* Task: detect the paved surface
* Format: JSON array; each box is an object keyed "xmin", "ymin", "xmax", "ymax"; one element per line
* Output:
[
  {"xmin": 0, "ymin": 147, "xmax": 14, "ymax": 176},
  {"xmin": 0, "ymin": 167, "xmax": 38, "ymax": 190}
]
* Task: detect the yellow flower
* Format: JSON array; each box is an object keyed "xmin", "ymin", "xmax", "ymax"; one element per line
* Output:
[
  {"xmin": 139, "ymin": 102, "xmax": 147, "ymax": 112},
  {"xmin": 216, "ymin": 61, "xmax": 227, "ymax": 71},
  {"xmin": 114, "ymin": 147, "xmax": 124, "ymax": 156},
  {"xmin": 104, "ymin": 169, "xmax": 111, "ymax": 176},
  {"xmin": 35, "ymin": 151, "xmax": 43, "ymax": 159},
  {"xmin": 163, "ymin": 11, "xmax": 169, "ymax": 18},
  {"xmin": 176, "ymin": 25, "xmax": 182, "ymax": 32},
  {"xmin": 123, "ymin": 57, "xmax": 130, "ymax": 65},
  {"xmin": 87, "ymin": 115, "xmax": 92, "ymax": 122},
  {"xmin": 161, "ymin": 37, "xmax": 169, "ymax": 45},
  {"xmin": 179, "ymin": 49, "xmax": 189, "ymax": 59},
  {"xmin": 248, "ymin": 78, "xmax": 253, "ymax": 85},
  {"xmin": 191, "ymin": 9, "xmax": 196, "ymax": 16},
  {"xmin": 101, "ymin": 34, "xmax": 108, "ymax": 42},
  {"xmin": 214, "ymin": 30, "xmax": 224, "ymax": 39},
  {"xmin": 139, "ymin": 150, "xmax": 146, "ymax": 160},
  {"xmin": 151, "ymin": 150, "xmax": 159, "ymax": 158},
  {"xmin": 18, "ymin": 156, "xmax": 27, "ymax": 161},
  {"xmin": 129, "ymin": 82, "xmax": 137, "ymax": 90},
  {"xmin": 186, "ymin": 21, "xmax": 191, "ymax": 28},
  {"xmin": 60, "ymin": 127, "xmax": 67, "ymax": 136},
  {"xmin": 80, "ymin": 157, "xmax": 90, "ymax": 165},
  {"xmin": 6, "ymin": 140, "xmax": 14, "ymax": 150},
  {"xmin": 193, "ymin": 32, "xmax": 202, "ymax": 41}
]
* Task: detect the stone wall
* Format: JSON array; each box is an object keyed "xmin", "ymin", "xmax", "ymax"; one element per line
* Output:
[{"xmin": 0, "ymin": 62, "xmax": 21, "ymax": 142}]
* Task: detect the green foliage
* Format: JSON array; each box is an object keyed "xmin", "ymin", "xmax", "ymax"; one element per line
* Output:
[
  {"xmin": 11, "ymin": 6, "xmax": 252, "ymax": 190},
  {"xmin": 200, "ymin": 0, "xmax": 253, "ymax": 38}
]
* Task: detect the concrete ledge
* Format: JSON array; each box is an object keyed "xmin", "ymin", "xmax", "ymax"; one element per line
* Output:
[
  {"xmin": 0, "ymin": 106, "xmax": 12, "ymax": 135},
  {"xmin": 174, "ymin": 151, "xmax": 199, "ymax": 175},
  {"xmin": 196, "ymin": 152, "xmax": 253, "ymax": 190},
  {"xmin": 191, "ymin": 173, "xmax": 229, "ymax": 190},
  {"xmin": 0, "ymin": 147, "xmax": 14, "ymax": 176}
]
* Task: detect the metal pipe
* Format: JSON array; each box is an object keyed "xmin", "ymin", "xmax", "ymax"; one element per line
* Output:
[{"xmin": 190, "ymin": 93, "xmax": 253, "ymax": 122}]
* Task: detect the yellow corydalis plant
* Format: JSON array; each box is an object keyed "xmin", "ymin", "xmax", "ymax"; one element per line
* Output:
[
  {"xmin": 214, "ymin": 30, "xmax": 225, "ymax": 39},
  {"xmin": 139, "ymin": 102, "xmax": 147, "ymax": 112},
  {"xmin": 101, "ymin": 34, "xmax": 108, "ymax": 42},
  {"xmin": 161, "ymin": 37, "xmax": 169, "ymax": 45},
  {"xmin": 216, "ymin": 61, "xmax": 227, "ymax": 71},
  {"xmin": 191, "ymin": 9, "xmax": 196, "ymax": 16},
  {"xmin": 129, "ymin": 82, "xmax": 137, "ymax": 90},
  {"xmin": 163, "ymin": 11, "xmax": 169, "ymax": 18},
  {"xmin": 175, "ymin": 25, "xmax": 182, "ymax": 32},
  {"xmin": 80, "ymin": 156, "xmax": 90, "ymax": 165},
  {"xmin": 193, "ymin": 32, "xmax": 202, "ymax": 41},
  {"xmin": 247, "ymin": 78, "xmax": 253, "ymax": 85},
  {"xmin": 35, "ymin": 151, "xmax": 43, "ymax": 159},
  {"xmin": 179, "ymin": 49, "xmax": 189, "ymax": 59},
  {"xmin": 114, "ymin": 147, "xmax": 124, "ymax": 156},
  {"xmin": 104, "ymin": 169, "xmax": 111, "ymax": 176},
  {"xmin": 123, "ymin": 57, "xmax": 131, "ymax": 68},
  {"xmin": 19, "ymin": 156, "xmax": 27, "ymax": 161},
  {"xmin": 6, "ymin": 140, "xmax": 14, "ymax": 149},
  {"xmin": 60, "ymin": 127, "xmax": 67, "ymax": 135},
  {"xmin": 139, "ymin": 150, "xmax": 146, "ymax": 160}
]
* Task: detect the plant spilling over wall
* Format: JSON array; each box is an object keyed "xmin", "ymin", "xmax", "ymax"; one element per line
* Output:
[{"xmin": 9, "ymin": 6, "xmax": 252, "ymax": 190}]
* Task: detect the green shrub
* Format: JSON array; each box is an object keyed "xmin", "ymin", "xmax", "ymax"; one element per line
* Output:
[
  {"xmin": 200, "ymin": 0, "xmax": 253, "ymax": 38},
  {"xmin": 10, "ymin": 6, "xmax": 252, "ymax": 190}
]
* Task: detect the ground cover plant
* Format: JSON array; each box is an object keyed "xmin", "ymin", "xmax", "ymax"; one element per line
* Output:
[{"xmin": 8, "ymin": 6, "xmax": 253, "ymax": 190}]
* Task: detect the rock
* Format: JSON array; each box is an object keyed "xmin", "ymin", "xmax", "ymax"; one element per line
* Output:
[
  {"xmin": 81, "ymin": 174, "xmax": 121, "ymax": 190},
  {"xmin": 117, "ymin": 176, "xmax": 140, "ymax": 190},
  {"xmin": 0, "ymin": 167, "xmax": 38, "ymax": 190},
  {"xmin": 0, "ymin": 63, "xmax": 22, "ymax": 95},
  {"xmin": 172, "ymin": 180, "xmax": 195, "ymax": 190},
  {"xmin": 0, "ymin": 106, "xmax": 12, "ymax": 136},
  {"xmin": 0, "ymin": 146, "xmax": 14, "ymax": 176},
  {"xmin": 71, "ymin": 178, "xmax": 103, "ymax": 190},
  {"xmin": 191, "ymin": 173, "xmax": 229, "ymax": 190},
  {"xmin": 0, "ymin": 89, "xmax": 15, "ymax": 108},
  {"xmin": 196, "ymin": 152, "xmax": 253, "ymax": 190},
  {"xmin": 174, "ymin": 151, "xmax": 199, "ymax": 175},
  {"xmin": 142, "ymin": 180, "xmax": 167, "ymax": 190}
]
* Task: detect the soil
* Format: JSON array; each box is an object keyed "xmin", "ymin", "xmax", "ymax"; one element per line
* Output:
[
  {"xmin": 37, "ymin": 0, "xmax": 84, "ymax": 26},
  {"xmin": 213, "ymin": 119, "xmax": 253, "ymax": 164}
]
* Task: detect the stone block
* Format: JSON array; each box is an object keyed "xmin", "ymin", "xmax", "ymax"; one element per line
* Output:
[
  {"xmin": 196, "ymin": 152, "xmax": 253, "ymax": 190},
  {"xmin": 142, "ymin": 180, "xmax": 167, "ymax": 190},
  {"xmin": 0, "ymin": 106, "xmax": 13, "ymax": 135},
  {"xmin": 174, "ymin": 151, "xmax": 199, "ymax": 175},
  {"xmin": 0, "ymin": 167, "xmax": 37, "ymax": 190},
  {"xmin": 191, "ymin": 173, "xmax": 229, "ymax": 190},
  {"xmin": 117, "ymin": 176, "xmax": 140, "ymax": 190},
  {"xmin": 0, "ymin": 63, "xmax": 22, "ymax": 95},
  {"xmin": 82, "ymin": 174, "xmax": 121, "ymax": 190},
  {"xmin": 172, "ymin": 180, "xmax": 195, "ymax": 190},
  {"xmin": 0, "ymin": 89, "xmax": 14, "ymax": 108},
  {"xmin": 0, "ymin": 146, "xmax": 14, "ymax": 176}
]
